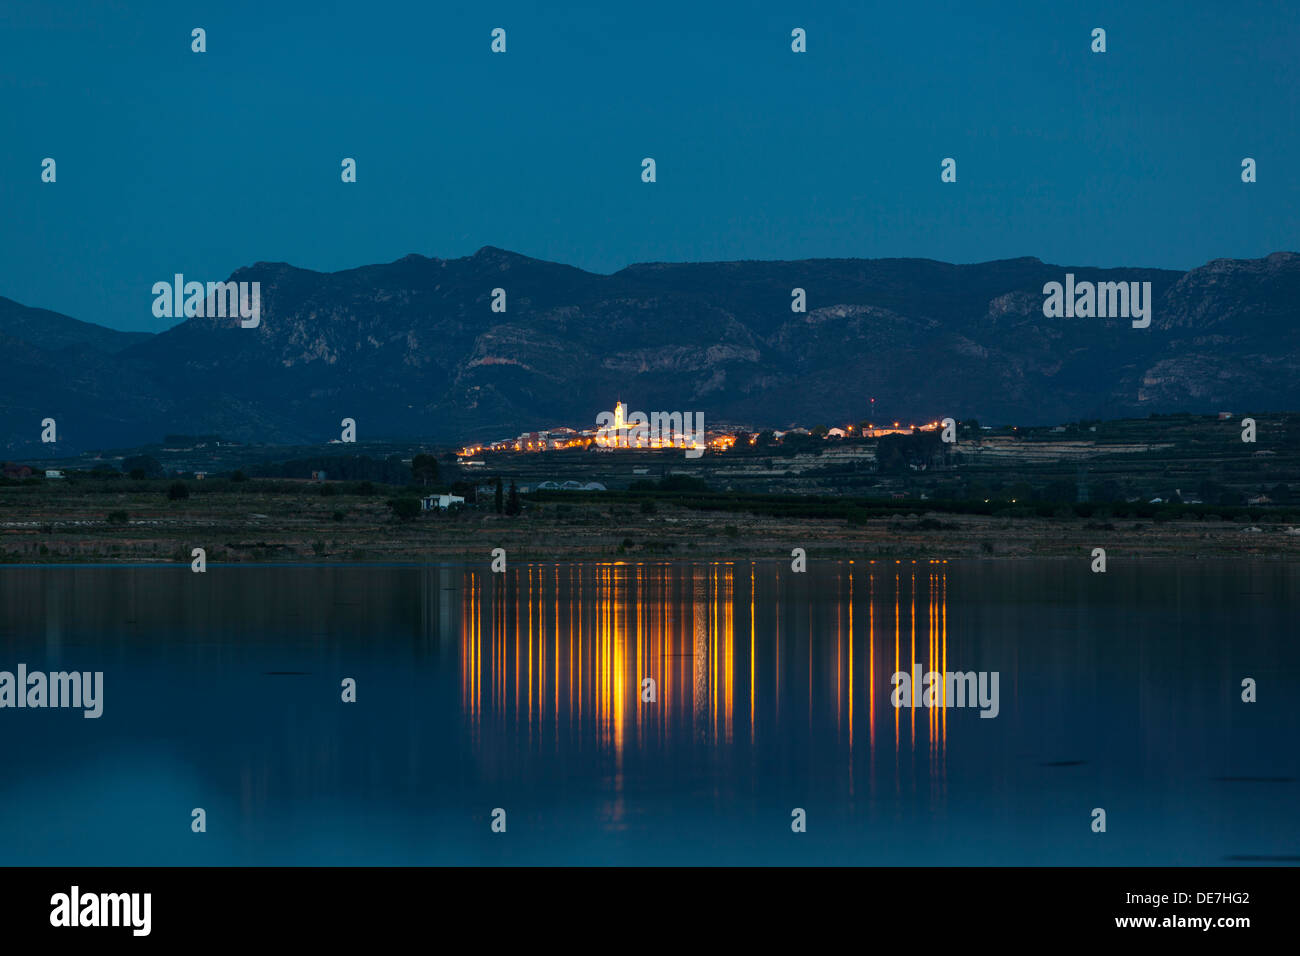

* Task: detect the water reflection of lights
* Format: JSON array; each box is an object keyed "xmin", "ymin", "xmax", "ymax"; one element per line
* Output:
[{"xmin": 460, "ymin": 562, "xmax": 950, "ymax": 760}]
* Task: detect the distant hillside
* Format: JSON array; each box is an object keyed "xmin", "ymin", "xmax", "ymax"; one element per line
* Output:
[
  {"xmin": 2, "ymin": 249, "xmax": 1299, "ymax": 453},
  {"xmin": 0, "ymin": 297, "xmax": 162, "ymax": 452},
  {"xmin": 0, "ymin": 297, "xmax": 150, "ymax": 355}
]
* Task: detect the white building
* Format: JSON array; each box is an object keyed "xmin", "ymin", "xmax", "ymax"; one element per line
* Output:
[{"xmin": 421, "ymin": 494, "xmax": 465, "ymax": 511}]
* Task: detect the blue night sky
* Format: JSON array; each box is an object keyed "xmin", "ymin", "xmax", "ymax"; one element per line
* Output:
[{"xmin": 1, "ymin": 0, "xmax": 1296, "ymax": 331}]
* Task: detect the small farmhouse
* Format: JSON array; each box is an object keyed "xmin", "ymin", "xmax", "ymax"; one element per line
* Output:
[{"xmin": 421, "ymin": 494, "xmax": 465, "ymax": 512}]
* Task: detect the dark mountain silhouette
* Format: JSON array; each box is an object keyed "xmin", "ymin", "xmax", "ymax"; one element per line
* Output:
[
  {"xmin": 3, "ymin": 248, "xmax": 1298, "ymax": 453},
  {"xmin": 0, "ymin": 297, "xmax": 162, "ymax": 452},
  {"xmin": 0, "ymin": 298, "xmax": 149, "ymax": 355}
]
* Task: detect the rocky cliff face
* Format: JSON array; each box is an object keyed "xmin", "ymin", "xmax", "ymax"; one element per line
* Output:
[{"xmin": 3, "ymin": 248, "xmax": 1297, "ymax": 452}]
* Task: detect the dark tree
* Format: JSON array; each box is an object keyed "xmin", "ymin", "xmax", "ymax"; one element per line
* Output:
[
  {"xmin": 411, "ymin": 454, "xmax": 440, "ymax": 487},
  {"xmin": 167, "ymin": 481, "xmax": 189, "ymax": 500},
  {"xmin": 505, "ymin": 480, "xmax": 521, "ymax": 516},
  {"xmin": 657, "ymin": 474, "xmax": 709, "ymax": 494},
  {"xmin": 388, "ymin": 497, "xmax": 420, "ymax": 521},
  {"xmin": 1038, "ymin": 479, "xmax": 1077, "ymax": 503},
  {"xmin": 122, "ymin": 455, "xmax": 164, "ymax": 478},
  {"xmin": 494, "ymin": 477, "xmax": 504, "ymax": 514}
]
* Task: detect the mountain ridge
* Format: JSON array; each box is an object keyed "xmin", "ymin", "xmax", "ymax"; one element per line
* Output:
[{"xmin": 2, "ymin": 249, "xmax": 1297, "ymax": 453}]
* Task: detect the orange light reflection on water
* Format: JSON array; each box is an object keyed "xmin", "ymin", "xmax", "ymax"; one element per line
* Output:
[{"xmin": 459, "ymin": 562, "xmax": 949, "ymax": 770}]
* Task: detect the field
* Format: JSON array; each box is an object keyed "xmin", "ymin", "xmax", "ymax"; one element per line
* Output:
[{"xmin": 2, "ymin": 479, "xmax": 1298, "ymax": 564}]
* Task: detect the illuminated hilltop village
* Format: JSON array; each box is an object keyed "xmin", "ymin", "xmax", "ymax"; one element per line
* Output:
[
  {"xmin": 457, "ymin": 400, "xmax": 941, "ymax": 459},
  {"xmin": 593, "ymin": 401, "xmax": 702, "ymax": 452}
]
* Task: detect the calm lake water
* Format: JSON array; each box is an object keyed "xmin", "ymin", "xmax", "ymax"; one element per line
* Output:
[{"xmin": 0, "ymin": 560, "xmax": 1295, "ymax": 865}]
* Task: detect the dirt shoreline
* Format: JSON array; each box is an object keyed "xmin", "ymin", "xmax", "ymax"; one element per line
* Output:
[{"xmin": 4, "ymin": 491, "xmax": 1298, "ymax": 564}]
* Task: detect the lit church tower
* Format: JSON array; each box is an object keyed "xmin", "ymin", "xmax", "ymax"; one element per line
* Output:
[{"xmin": 613, "ymin": 400, "xmax": 626, "ymax": 446}]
